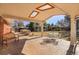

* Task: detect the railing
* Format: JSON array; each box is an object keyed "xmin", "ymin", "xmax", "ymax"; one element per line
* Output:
[{"xmin": 47, "ymin": 31, "xmax": 70, "ymax": 40}]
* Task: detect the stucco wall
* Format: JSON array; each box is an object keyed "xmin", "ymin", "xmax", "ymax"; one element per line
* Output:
[{"xmin": 3, "ymin": 24, "xmax": 11, "ymax": 34}]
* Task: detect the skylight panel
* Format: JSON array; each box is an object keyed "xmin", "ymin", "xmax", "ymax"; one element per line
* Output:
[
  {"xmin": 29, "ymin": 11, "xmax": 39, "ymax": 18},
  {"xmin": 36, "ymin": 3, "xmax": 54, "ymax": 11}
]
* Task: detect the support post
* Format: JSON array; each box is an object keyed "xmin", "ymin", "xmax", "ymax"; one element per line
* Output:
[
  {"xmin": 70, "ymin": 16, "xmax": 76, "ymax": 45},
  {"xmin": 66, "ymin": 15, "xmax": 77, "ymax": 55},
  {"xmin": 40, "ymin": 22, "xmax": 44, "ymax": 37}
]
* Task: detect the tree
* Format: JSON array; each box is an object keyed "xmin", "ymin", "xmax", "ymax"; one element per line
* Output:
[
  {"xmin": 64, "ymin": 15, "xmax": 70, "ymax": 31},
  {"xmin": 12, "ymin": 20, "xmax": 19, "ymax": 32},
  {"xmin": 44, "ymin": 22, "xmax": 49, "ymax": 31},
  {"xmin": 12, "ymin": 20, "xmax": 18, "ymax": 28},
  {"xmin": 47, "ymin": 24, "xmax": 52, "ymax": 31},
  {"xmin": 55, "ymin": 20, "xmax": 64, "ymax": 27},
  {"xmin": 18, "ymin": 21, "xmax": 24, "ymax": 28},
  {"xmin": 55, "ymin": 15, "xmax": 70, "ymax": 31},
  {"xmin": 28, "ymin": 22, "xmax": 34, "ymax": 31},
  {"xmin": 51, "ymin": 23, "xmax": 54, "ymax": 26}
]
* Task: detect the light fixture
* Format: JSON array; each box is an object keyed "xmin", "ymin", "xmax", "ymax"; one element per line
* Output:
[
  {"xmin": 29, "ymin": 11, "xmax": 39, "ymax": 18},
  {"xmin": 36, "ymin": 3, "xmax": 54, "ymax": 11}
]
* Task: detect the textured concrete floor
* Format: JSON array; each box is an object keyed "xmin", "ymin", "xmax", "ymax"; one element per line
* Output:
[
  {"xmin": 22, "ymin": 37, "xmax": 67, "ymax": 55},
  {"xmin": 0, "ymin": 39, "xmax": 26, "ymax": 55},
  {"xmin": 0, "ymin": 36, "xmax": 71, "ymax": 55}
]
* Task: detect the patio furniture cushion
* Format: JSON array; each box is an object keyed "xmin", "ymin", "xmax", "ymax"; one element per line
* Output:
[
  {"xmin": 20, "ymin": 29, "xmax": 31, "ymax": 35},
  {"xmin": 3, "ymin": 32, "xmax": 16, "ymax": 40}
]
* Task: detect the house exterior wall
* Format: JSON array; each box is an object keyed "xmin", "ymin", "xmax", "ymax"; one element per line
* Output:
[
  {"xmin": 3, "ymin": 24, "xmax": 11, "ymax": 34},
  {"xmin": 0, "ymin": 17, "xmax": 11, "ymax": 39}
]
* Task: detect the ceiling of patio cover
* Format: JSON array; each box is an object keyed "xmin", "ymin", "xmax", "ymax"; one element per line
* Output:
[{"xmin": 0, "ymin": 3, "xmax": 79, "ymax": 23}]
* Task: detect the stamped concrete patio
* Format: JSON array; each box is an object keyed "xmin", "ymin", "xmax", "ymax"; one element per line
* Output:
[{"xmin": 0, "ymin": 36, "xmax": 74, "ymax": 55}]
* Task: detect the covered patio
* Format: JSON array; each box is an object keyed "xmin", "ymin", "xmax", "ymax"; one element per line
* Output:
[{"xmin": 0, "ymin": 3, "xmax": 79, "ymax": 55}]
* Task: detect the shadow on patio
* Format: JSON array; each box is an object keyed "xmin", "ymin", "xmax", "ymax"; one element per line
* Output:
[{"xmin": 0, "ymin": 39, "xmax": 27, "ymax": 55}]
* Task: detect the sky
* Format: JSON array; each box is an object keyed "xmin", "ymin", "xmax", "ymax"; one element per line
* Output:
[
  {"xmin": 23, "ymin": 21, "xmax": 30, "ymax": 26},
  {"xmin": 46, "ymin": 15, "xmax": 65, "ymax": 25}
]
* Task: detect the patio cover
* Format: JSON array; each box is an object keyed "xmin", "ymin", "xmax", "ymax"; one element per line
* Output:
[
  {"xmin": 0, "ymin": 3, "xmax": 79, "ymax": 45},
  {"xmin": 0, "ymin": 3, "xmax": 79, "ymax": 23}
]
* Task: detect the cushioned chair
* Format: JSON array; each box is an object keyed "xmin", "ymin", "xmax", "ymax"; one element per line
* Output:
[{"xmin": 2, "ymin": 31, "xmax": 19, "ymax": 46}]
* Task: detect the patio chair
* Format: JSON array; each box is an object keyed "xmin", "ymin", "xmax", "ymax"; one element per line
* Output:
[{"xmin": 2, "ymin": 31, "xmax": 19, "ymax": 46}]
